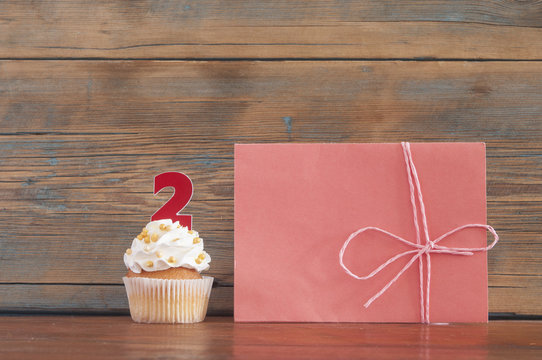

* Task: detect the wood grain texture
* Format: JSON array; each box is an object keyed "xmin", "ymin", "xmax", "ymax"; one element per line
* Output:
[
  {"xmin": 0, "ymin": 60, "xmax": 541, "ymax": 315},
  {"xmin": 1, "ymin": 1, "xmax": 542, "ymax": 59},
  {"xmin": 1, "ymin": 316, "xmax": 541, "ymax": 359},
  {"xmin": 0, "ymin": 285, "xmax": 232, "ymax": 315}
]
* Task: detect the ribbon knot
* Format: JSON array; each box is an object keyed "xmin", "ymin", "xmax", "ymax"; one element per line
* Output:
[
  {"xmin": 423, "ymin": 241, "xmax": 435, "ymax": 253},
  {"xmin": 339, "ymin": 142, "xmax": 498, "ymax": 323}
]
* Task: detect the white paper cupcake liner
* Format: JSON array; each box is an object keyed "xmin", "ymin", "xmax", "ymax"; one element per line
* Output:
[{"xmin": 123, "ymin": 276, "xmax": 213, "ymax": 323}]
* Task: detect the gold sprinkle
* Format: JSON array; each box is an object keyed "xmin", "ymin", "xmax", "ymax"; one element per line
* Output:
[
  {"xmin": 195, "ymin": 258, "xmax": 202, "ymax": 264},
  {"xmin": 136, "ymin": 234, "xmax": 143, "ymax": 240},
  {"xmin": 198, "ymin": 253, "xmax": 206, "ymax": 260},
  {"xmin": 171, "ymin": 238, "xmax": 180, "ymax": 242},
  {"xmin": 177, "ymin": 224, "xmax": 181, "ymax": 228},
  {"xmin": 159, "ymin": 224, "xmax": 167, "ymax": 231},
  {"xmin": 151, "ymin": 233, "xmax": 159, "ymax": 242},
  {"xmin": 165, "ymin": 225, "xmax": 171, "ymax": 231},
  {"xmin": 188, "ymin": 230, "xmax": 194, "ymax": 234},
  {"xmin": 145, "ymin": 260, "xmax": 154, "ymax": 268},
  {"xmin": 156, "ymin": 251, "xmax": 163, "ymax": 258},
  {"xmin": 125, "ymin": 248, "xmax": 132, "ymax": 255},
  {"xmin": 142, "ymin": 228, "xmax": 148, "ymax": 235},
  {"xmin": 168, "ymin": 256, "xmax": 176, "ymax": 263},
  {"xmin": 144, "ymin": 235, "xmax": 151, "ymax": 244},
  {"xmin": 193, "ymin": 237, "xmax": 201, "ymax": 244}
]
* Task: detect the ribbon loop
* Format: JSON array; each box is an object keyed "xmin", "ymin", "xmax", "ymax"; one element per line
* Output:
[
  {"xmin": 339, "ymin": 142, "xmax": 499, "ymax": 323},
  {"xmin": 339, "ymin": 227, "xmax": 421, "ymax": 281}
]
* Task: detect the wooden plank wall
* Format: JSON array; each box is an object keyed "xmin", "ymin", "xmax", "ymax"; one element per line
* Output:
[{"xmin": 0, "ymin": 1, "xmax": 541, "ymax": 317}]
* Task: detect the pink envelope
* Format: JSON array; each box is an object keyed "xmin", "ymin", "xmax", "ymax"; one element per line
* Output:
[{"xmin": 234, "ymin": 143, "xmax": 493, "ymax": 323}]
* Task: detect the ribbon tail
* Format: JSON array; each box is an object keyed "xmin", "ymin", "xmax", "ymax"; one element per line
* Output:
[
  {"xmin": 425, "ymin": 252, "xmax": 431, "ymax": 323},
  {"xmin": 364, "ymin": 251, "xmax": 422, "ymax": 308}
]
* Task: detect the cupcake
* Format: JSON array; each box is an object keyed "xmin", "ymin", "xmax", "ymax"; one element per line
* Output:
[{"xmin": 122, "ymin": 219, "xmax": 213, "ymax": 323}]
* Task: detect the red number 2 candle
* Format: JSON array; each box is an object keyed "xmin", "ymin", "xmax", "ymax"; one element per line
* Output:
[{"xmin": 151, "ymin": 172, "xmax": 193, "ymax": 229}]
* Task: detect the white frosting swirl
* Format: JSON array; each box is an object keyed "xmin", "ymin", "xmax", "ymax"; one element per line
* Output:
[{"xmin": 123, "ymin": 219, "xmax": 211, "ymax": 273}]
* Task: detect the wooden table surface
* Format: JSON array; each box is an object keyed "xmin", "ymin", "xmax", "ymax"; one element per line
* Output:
[{"xmin": 2, "ymin": 316, "xmax": 541, "ymax": 359}]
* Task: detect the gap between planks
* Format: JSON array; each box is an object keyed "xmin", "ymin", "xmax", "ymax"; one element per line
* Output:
[{"xmin": 0, "ymin": 311, "xmax": 540, "ymax": 320}]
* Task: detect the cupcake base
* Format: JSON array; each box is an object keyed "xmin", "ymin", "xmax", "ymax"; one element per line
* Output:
[{"xmin": 123, "ymin": 276, "xmax": 213, "ymax": 323}]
